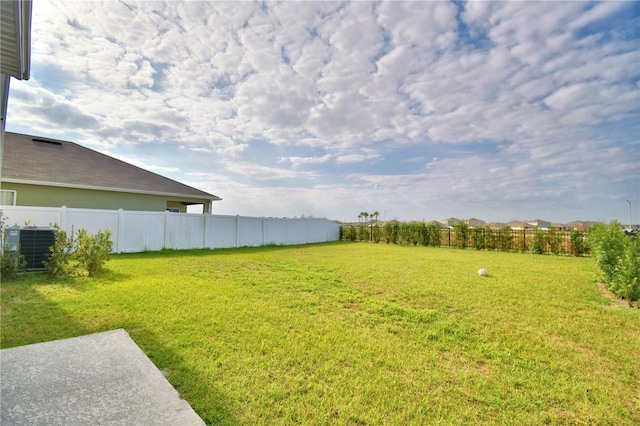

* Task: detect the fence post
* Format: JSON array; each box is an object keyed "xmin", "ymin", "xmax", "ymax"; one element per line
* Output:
[
  {"xmin": 60, "ymin": 206, "xmax": 68, "ymax": 233},
  {"xmin": 164, "ymin": 210, "xmax": 170, "ymax": 250},
  {"xmin": 117, "ymin": 209, "xmax": 125, "ymax": 253},
  {"xmin": 202, "ymin": 213, "xmax": 207, "ymax": 249}
]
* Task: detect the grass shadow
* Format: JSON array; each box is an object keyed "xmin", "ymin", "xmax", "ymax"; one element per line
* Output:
[
  {"xmin": 3, "ymin": 268, "xmax": 133, "ymax": 290},
  {"xmin": 128, "ymin": 327, "xmax": 238, "ymax": 425},
  {"xmin": 1, "ymin": 281, "xmax": 237, "ymax": 425},
  {"xmin": 114, "ymin": 242, "xmax": 339, "ymax": 260},
  {"xmin": 1, "ymin": 279, "xmax": 92, "ymax": 348}
]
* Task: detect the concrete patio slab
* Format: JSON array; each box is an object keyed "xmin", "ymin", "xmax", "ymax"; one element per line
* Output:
[{"xmin": 1, "ymin": 329, "xmax": 205, "ymax": 426}]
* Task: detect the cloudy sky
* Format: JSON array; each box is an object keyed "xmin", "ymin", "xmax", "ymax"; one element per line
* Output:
[{"xmin": 6, "ymin": 1, "xmax": 639, "ymax": 223}]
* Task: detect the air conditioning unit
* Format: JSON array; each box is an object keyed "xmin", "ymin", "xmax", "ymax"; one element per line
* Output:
[{"xmin": 5, "ymin": 226, "xmax": 56, "ymax": 271}]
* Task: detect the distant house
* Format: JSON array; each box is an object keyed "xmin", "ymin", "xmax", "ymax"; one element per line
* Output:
[
  {"xmin": 565, "ymin": 221, "xmax": 593, "ymax": 231},
  {"xmin": 427, "ymin": 220, "xmax": 447, "ymax": 228},
  {"xmin": 508, "ymin": 220, "xmax": 532, "ymax": 230},
  {"xmin": 1, "ymin": 132, "xmax": 221, "ymax": 213},
  {"xmin": 486, "ymin": 222, "xmax": 508, "ymax": 229},
  {"xmin": 464, "ymin": 218, "xmax": 486, "ymax": 228},
  {"xmin": 551, "ymin": 223, "xmax": 571, "ymax": 231},
  {"xmin": 441, "ymin": 217, "xmax": 462, "ymax": 228},
  {"xmin": 527, "ymin": 219, "xmax": 551, "ymax": 230}
]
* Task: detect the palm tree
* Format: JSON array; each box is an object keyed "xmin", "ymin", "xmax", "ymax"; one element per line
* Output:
[
  {"xmin": 363, "ymin": 212, "xmax": 369, "ymax": 224},
  {"xmin": 358, "ymin": 213, "xmax": 362, "ymax": 224},
  {"xmin": 372, "ymin": 211, "xmax": 380, "ymax": 224}
]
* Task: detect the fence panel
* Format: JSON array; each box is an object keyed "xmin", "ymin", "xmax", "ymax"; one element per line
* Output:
[
  {"xmin": 264, "ymin": 218, "xmax": 287, "ymax": 245},
  {"xmin": 1, "ymin": 206, "xmax": 62, "ymax": 228},
  {"xmin": 206, "ymin": 215, "xmax": 236, "ymax": 249},
  {"xmin": 307, "ymin": 219, "xmax": 328, "ymax": 243},
  {"xmin": 237, "ymin": 216, "xmax": 264, "ymax": 247},
  {"xmin": 118, "ymin": 211, "xmax": 165, "ymax": 253},
  {"xmin": 166, "ymin": 212, "xmax": 205, "ymax": 250},
  {"xmin": 286, "ymin": 219, "xmax": 308, "ymax": 245}
]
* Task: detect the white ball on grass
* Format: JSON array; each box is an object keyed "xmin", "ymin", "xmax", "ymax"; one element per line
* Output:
[{"xmin": 477, "ymin": 268, "xmax": 488, "ymax": 277}]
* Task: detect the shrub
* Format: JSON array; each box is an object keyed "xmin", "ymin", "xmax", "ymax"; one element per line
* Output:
[
  {"xmin": 427, "ymin": 224, "xmax": 442, "ymax": 247},
  {"xmin": 471, "ymin": 228, "xmax": 485, "ymax": 250},
  {"xmin": 531, "ymin": 227, "xmax": 548, "ymax": 254},
  {"xmin": 453, "ymin": 222, "xmax": 469, "ymax": 249},
  {"xmin": 74, "ymin": 228, "xmax": 113, "ymax": 276},
  {"xmin": 44, "ymin": 225, "xmax": 75, "ymax": 278},
  {"xmin": 384, "ymin": 221, "xmax": 399, "ymax": 244},
  {"xmin": 372, "ymin": 225, "xmax": 382, "ymax": 243},
  {"xmin": 357, "ymin": 225, "xmax": 369, "ymax": 242},
  {"xmin": 343, "ymin": 225, "xmax": 357, "ymax": 242},
  {"xmin": 612, "ymin": 237, "xmax": 640, "ymax": 306},
  {"xmin": 496, "ymin": 227, "xmax": 514, "ymax": 251},
  {"xmin": 547, "ymin": 229, "xmax": 561, "ymax": 255},
  {"xmin": 0, "ymin": 212, "xmax": 26, "ymax": 280},
  {"xmin": 569, "ymin": 229, "xmax": 588, "ymax": 257},
  {"xmin": 587, "ymin": 223, "xmax": 625, "ymax": 284},
  {"xmin": 588, "ymin": 222, "xmax": 639, "ymax": 304}
]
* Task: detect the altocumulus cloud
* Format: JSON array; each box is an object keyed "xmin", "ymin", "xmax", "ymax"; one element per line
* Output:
[{"xmin": 6, "ymin": 0, "xmax": 639, "ymax": 222}]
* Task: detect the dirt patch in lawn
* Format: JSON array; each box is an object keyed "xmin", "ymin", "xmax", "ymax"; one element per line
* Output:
[{"xmin": 596, "ymin": 282, "xmax": 637, "ymax": 308}]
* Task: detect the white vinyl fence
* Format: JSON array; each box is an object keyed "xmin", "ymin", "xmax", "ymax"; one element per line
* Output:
[{"xmin": 0, "ymin": 206, "xmax": 340, "ymax": 253}]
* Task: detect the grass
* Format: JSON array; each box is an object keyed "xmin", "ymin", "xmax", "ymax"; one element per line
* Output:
[{"xmin": 2, "ymin": 242, "xmax": 639, "ymax": 425}]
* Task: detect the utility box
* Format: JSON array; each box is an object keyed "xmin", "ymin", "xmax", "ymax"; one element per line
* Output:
[{"xmin": 5, "ymin": 226, "xmax": 56, "ymax": 271}]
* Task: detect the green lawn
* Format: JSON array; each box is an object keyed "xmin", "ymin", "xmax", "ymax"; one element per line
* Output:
[{"xmin": 2, "ymin": 242, "xmax": 639, "ymax": 425}]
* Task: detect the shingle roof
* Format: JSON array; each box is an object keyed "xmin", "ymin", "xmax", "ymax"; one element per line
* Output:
[{"xmin": 1, "ymin": 132, "xmax": 220, "ymax": 201}]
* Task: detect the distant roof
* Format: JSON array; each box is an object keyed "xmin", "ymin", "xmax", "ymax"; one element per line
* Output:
[{"xmin": 1, "ymin": 132, "xmax": 221, "ymax": 201}]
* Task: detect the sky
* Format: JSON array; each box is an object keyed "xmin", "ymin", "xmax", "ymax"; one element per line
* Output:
[{"xmin": 5, "ymin": 0, "xmax": 640, "ymax": 224}]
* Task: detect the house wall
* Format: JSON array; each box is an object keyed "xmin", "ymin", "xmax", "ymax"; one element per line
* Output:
[{"xmin": 1, "ymin": 183, "xmax": 207, "ymax": 213}]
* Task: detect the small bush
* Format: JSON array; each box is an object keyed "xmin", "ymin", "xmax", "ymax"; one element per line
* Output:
[
  {"xmin": 471, "ymin": 228, "xmax": 485, "ymax": 250},
  {"xmin": 372, "ymin": 225, "xmax": 382, "ymax": 243},
  {"xmin": 1, "ymin": 240, "xmax": 26, "ymax": 280},
  {"xmin": 384, "ymin": 221, "xmax": 400, "ymax": 244},
  {"xmin": 587, "ymin": 223, "xmax": 624, "ymax": 284},
  {"xmin": 569, "ymin": 229, "xmax": 588, "ymax": 257},
  {"xmin": 357, "ymin": 225, "xmax": 369, "ymax": 242},
  {"xmin": 547, "ymin": 229, "xmax": 562, "ymax": 255},
  {"xmin": 44, "ymin": 225, "xmax": 75, "ymax": 278},
  {"xmin": 0, "ymin": 213, "xmax": 26, "ymax": 280},
  {"xmin": 531, "ymin": 228, "xmax": 547, "ymax": 254},
  {"xmin": 496, "ymin": 227, "xmax": 514, "ymax": 251},
  {"xmin": 453, "ymin": 222, "xmax": 469, "ymax": 249},
  {"xmin": 588, "ymin": 222, "xmax": 639, "ymax": 304},
  {"xmin": 74, "ymin": 228, "xmax": 113, "ymax": 276},
  {"xmin": 612, "ymin": 237, "xmax": 640, "ymax": 306}
]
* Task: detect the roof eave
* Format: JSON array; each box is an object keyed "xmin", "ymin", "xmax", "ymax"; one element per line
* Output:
[
  {"xmin": 1, "ymin": 178, "xmax": 222, "ymax": 202},
  {"xmin": 0, "ymin": 0, "xmax": 32, "ymax": 80}
]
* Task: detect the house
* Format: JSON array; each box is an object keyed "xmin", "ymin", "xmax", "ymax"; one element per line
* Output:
[
  {"xmin": 440, "ymin": 217, "xmax": 462, "ymax": 228},
  {"xmin": 486, "ymin": 222, "xmax": 508, "ymax": 229},
  {"xmin": 565, "ymin": 221, "xmax": 593, "ymax": 231},
  {"xmin": 464, "ymin": 218, "xmax": 486, "ymax": 228},
  {"xmin": 427, "ymin": 220, "xmax": 447, "ymax": 228},
  {"xmin": 508, "ymin": 220, "xmax": 532, "ymax": 230},
  {"xmin": 1, "ymin": 132, "xmax": 221, "ymax": 213},
  {"xmin": 527, "ymin": 219, "xmax": 551, "ymax": 230}
]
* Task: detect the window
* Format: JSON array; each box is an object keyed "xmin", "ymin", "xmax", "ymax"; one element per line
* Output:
[{"xmin": 0, "ymin": 190, "xmax": 17, "ymax": 206}]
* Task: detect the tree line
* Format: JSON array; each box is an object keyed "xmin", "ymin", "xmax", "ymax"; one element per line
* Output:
[{"xmin": 340, "ymin": 220, "xmax": 589, "ymax": 256}]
